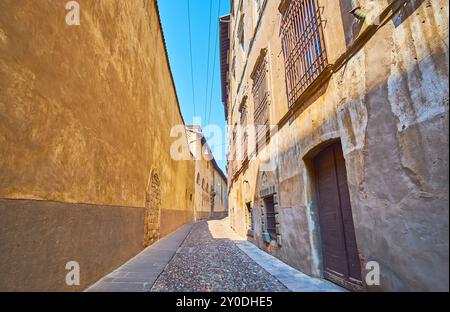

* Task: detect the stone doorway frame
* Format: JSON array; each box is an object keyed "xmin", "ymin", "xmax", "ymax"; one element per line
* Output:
[
  {"xmin": 303, "ymin": 137, "xmax": 364, "ymax": 291},
  {"xmin": 143, "ymin": 168, "xmax": 162, "ymax": 247}
]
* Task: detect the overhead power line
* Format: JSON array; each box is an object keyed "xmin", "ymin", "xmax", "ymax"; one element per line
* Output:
[
  {"xmin": 187, "ymin": 0, "xmax": 196, "ymax": 117},
  {"xmin": 204, "ymin": 0, "xmax": 214, "ymax": 120},
  {"xmin": 207, "ymin": 0, "xmax": 222, "ymax": 125}
]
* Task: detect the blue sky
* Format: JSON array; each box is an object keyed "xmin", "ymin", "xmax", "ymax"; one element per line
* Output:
[{"xmin": 157, "ymin": 0, "xmax": 230, "ymax": 172}]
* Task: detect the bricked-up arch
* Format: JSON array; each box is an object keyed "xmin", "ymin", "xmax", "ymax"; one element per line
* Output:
[{"xmin": 144, "ymin": 169, "xmax": 161, "ymax": 247}]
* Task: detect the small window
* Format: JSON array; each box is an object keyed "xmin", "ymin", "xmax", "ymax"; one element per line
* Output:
[
  {"xmin": 238, "ymin": 14, "xmax": 245, "ymax": 50},
  {"xmin": 246, "ymin": 202, "xmax": 254, "ymax": 231},
  {"xmin": 251, "ymin": 49, "xmax": 270, "ymax": 151},
  {"xmin": 254, "ymin": 0, "xmax": 265, "ymax": 26},
  {"xmin": 232, "ymin": 56, "xmax": 236, "ymax": 79},
  {"xmin": 196, "ymin": 173, "xmax": 200, "ymax": 185},
  {"xmin": 264, "ymin": 195, "xmax": 276, "ymax": 239},
  {"xmin": 240, "ymin": 108, "xmax": 248, "ymax": 160}
]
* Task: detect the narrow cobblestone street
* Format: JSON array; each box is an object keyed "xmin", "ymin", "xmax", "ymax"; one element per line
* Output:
[
  {"xmin": 87, "ymin": 218, "xmax": 341, "ymax": 292},
  {"xmin": 151, "ymin": 219, "xmax": 288, "ymax": 292}
]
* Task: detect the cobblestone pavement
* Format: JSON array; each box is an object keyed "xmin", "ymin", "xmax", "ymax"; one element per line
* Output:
[{"xmin": 151, "ymin": 219, "xmax": 288, "ymax": 292}]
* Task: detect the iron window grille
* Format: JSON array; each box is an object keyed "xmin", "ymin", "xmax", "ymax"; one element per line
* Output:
[
  {"xmin": 231, "ymin": 126, "xmax": 238, "ymax": 177},
  {"xmin": 239, "ymin": 96, "xmax": 249, "ymax": 161},
  {"xmin": 264, "ymin": 195, "xmax": 277, "ymax": 239},
  {"xmin": 255, "ymin": 0, "xmax": 267, "ymax": 20},
  {"xmin": 251, "ymin": 49, "xmax": 270, "ymax": 152},
  {"xmin": 246, "ymin": 203, "xmax": 254, "ymax": 233},
  {"xmin": 232, "ymin": 55, "xmax": 236, "ymax": 79},
  {"xmin": 280, "ymin": 0, "xmax": 328, "ymax": 107},
  {"xmin": 238, "ymin": 14, "xmax": 245, "ymax": 50}
]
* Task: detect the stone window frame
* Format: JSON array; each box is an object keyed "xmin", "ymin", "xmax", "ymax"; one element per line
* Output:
[
  {"xmin": 260, "ymin": 184, "xmax": 282, "ymax": 246},
  {"xmin": 251, "ymin": 48, "xmax": 271, "ymax": 155},
  {"xmin": 238, "ymin": 13, "xmax": 245, "ymax": 51},
  {"xmin": 239, "ymin": 95, "xmax": 249, "ymax": 162},
  {"xmin": 279, "ymin": 0, "xmax": 329, "ymax": 108},
  {"xmin": 232, "ymin": 55, "xmax": 236, "ymax": 80},
  {"xmin": 253, "ymin": 0, "xmax": 268, "ymax": 28},
  {"xmin": 245, "ymin": 201, "xmax": 255, "ymax": 238}
]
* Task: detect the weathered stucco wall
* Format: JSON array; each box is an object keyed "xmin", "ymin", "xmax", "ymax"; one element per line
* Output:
[
  {"xmin": 0, "ymin": 0, "xmax": 194, "ymax": 291},
  {"xmin": 227, "ymin": 0, "xmax": 448, "ymax": 291}
]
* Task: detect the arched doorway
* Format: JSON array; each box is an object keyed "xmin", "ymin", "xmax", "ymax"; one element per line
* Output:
[
  {"xmin": 144, "ymin": 170, "xmax": 161, "ymax": 247},
  {"xmin": 312, "ymin": 141, "xmax": 362, "ymax": 290}
]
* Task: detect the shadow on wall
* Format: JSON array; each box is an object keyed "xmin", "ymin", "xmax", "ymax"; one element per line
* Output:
[
  {"xmin": 339, "ymin": 0, "xmax": 364, "ymax": 48},
  {"xmin": 389, "ymin": 0, "xmax": 428, "ymax": 27},
  {"xmin": 339, "ymin": 0, "xmax": 428, "ymax": 48}
]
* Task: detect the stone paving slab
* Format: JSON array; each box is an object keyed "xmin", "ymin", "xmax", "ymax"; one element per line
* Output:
[
  {"xmin": 234, "ymin": 240, "xmax": 345, "ymax": 292},
  {"xmin": 85, "ymin": 223, "xmax": 194, "ymax": 292}
]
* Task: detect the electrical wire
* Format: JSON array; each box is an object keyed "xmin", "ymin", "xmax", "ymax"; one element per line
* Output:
[
  {"xmin": 187, "ymin": 0, "xmax": 196, "ymax": 117},
  {"xmin": 204, "ymin": 0, "xmax": 214, "ymax": 120},
  {"xmin": 207, "ymin": 0, "xmax": 222, "ymax": 125}
]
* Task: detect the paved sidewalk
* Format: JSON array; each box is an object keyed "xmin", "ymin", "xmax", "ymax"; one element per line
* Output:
[
  {"xmin": 234, "ymin": 241, "xmax": 344, "ymax": 292},
  {"xmin": 85, "ymin": 223, "xmax": 193, "ymax": 292}
]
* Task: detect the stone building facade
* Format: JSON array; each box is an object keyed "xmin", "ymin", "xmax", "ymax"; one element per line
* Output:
[
  {"xmin": 221, "ymin": 0, "xmax": 449, "ymax": 291},
  {"xmin": 187, "ymin": 126, "xmax": 228, "ymax": 221},
  {"xmin": 0, "ymin": 0, "xmax": 195, "ymax": 291}
]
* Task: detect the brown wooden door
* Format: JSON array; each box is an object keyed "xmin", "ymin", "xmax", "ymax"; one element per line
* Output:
[{"xmin": 313, "ymin": 142, "xmax": 362, "ymax": 289}]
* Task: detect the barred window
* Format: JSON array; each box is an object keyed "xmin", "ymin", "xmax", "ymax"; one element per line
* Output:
[
  {"xmin": 238, "ymin": 14, "xmax": 245, "ymax": 50},
  {"xmin": 256, "ymin": 0, "xmax": 262, "ymax": 13},
  {"xmin": 251, "ymin": 49, "xmax": 270, "ymax": 150},
  {"xmin": 239, "ymin": 96, "xmax": 248, "ymax": 161},
  {"xmin": 264, "ymin": 195, "xmax": 277, "ymax": 239},
  {"xmin": 232, "ymin": 55, "xmax": 236, "ymax": 79},
  {"xmin": 280, "ymin": 0, "xmax": 328, "ymax": 107},
  {"xmin": 231, "ymin": 123, "xmax": 238, "ymax": 176},
  {"xmin": 254, "ymin": 0, "xmax": 266, "ymax": 23},
  {"xmin": 246, "ymin": 202, "xmax": 254, "ymax": 232}
]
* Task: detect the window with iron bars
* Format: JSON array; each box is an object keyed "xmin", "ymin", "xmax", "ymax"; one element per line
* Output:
[
  {"xmin": 232, "ymin": 55, "xmax": 236, "ymax": 79},
  {"xmin": 238, "ymin": 14, "xmax": 245, "ymax": 50},
  {"xmin": 246, "ymin": 202, "xmax": 254, "ymax": 233},
  {"xmin": 239, "ymin": 97, "xmax": 248, "ymax": 162},
  {"xmin": 251, "ymin": 49, "xmax": 270, "ymax": 153},
  {"xmin": 254, "ymin": 0, "xmax": 267, "ymax": 25},
  {"xmin": 231, "ymin": 124, "xmax": 238, "ymax": 176},
  {"xmin": 280, "ymin": 0, "xmax": 328, "ymax": 107}
]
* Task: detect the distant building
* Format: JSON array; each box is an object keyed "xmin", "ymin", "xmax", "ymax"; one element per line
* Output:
[
  {"xmin": 186, "ymin": 126, "xmax": 228, "ymax": 221},
  {"xmin": 220, "ymin": 0, "xmax": 449, "ymax": 291}
]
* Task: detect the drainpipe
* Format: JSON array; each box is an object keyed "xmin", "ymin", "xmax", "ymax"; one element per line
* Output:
[{"xmin": 350, "ymin": 0, "xmax": 366, "ymax": 20}]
